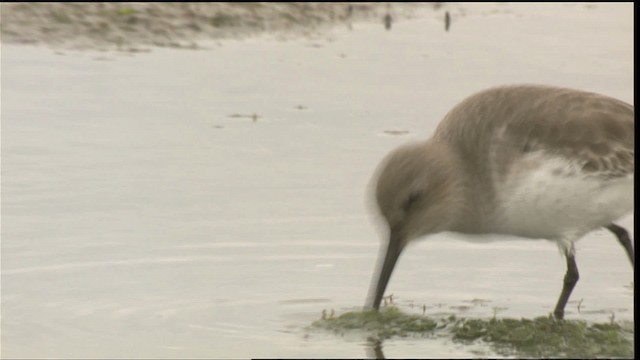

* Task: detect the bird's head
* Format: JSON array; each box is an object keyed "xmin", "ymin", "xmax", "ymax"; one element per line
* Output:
[{"xmin": 367, "ymin": 140, "xmax": 465, "ymax": 310}]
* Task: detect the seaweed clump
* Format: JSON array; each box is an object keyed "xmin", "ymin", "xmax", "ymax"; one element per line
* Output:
[
  {"xmin": 312, "ymin": 306, "xmax": 438, "ymax": 339},
  {"xmin": 311, "ymin": 307, "xmax": 634, "ymax": 358}
]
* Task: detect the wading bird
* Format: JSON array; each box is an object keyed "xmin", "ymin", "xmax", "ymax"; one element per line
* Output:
[{"xmin": 367, "ymin": 84, "xmax": 634, "ymax": 319}]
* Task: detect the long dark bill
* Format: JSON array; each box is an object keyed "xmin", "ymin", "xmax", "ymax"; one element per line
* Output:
[{"xmin": 368, "ymin": 231, "xmax": 404, "ymax": 311}]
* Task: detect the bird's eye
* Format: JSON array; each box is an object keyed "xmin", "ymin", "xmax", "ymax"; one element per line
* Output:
[{"xmin": 403, "ymin": 191, "xmax": 422, "ymax": 212}]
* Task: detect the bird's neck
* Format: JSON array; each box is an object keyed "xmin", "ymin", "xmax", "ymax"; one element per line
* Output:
[{"xmin": 430, "ymin": 140, "xmax": 489, "ymax": 234}]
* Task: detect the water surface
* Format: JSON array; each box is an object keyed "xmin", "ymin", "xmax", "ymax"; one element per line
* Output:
[{"xmin": 1, "ymin": 3, "xmax": 633, "ymax": 358}]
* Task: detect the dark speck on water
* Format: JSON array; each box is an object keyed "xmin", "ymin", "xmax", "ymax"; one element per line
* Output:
[{"xmin": 384, "ymin": 13, "xmax": 392, "ymax": 30}]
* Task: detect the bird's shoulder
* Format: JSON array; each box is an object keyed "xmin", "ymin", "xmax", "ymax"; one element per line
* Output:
[{"xmin": 435, "ymin": 85, "xmax": 634, "ymax": 177}]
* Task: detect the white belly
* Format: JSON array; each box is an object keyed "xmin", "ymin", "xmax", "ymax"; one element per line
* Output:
[{"xmin": 493, "ymin": 154, "xmax": 634, "ymax": 243}]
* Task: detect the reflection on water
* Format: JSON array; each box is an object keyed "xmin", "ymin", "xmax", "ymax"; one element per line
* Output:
[{"xmin": 366, "ymin": 337, "xmax": 385, "ymax": 359}]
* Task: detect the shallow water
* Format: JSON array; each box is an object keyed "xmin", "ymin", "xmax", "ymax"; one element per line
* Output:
[{"xmin": 1, "ymin": 3, "xmax": 634, "ymax": 358}]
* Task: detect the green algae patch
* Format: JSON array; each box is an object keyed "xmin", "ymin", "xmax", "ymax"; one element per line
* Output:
[
  {"xmin": 311, "ymin": 307, "xmax": 438, "ymax": 339},
  {"xmin": 311, "ymin": 307, "xmax": 634, "ymax": 358},
  {"xmin": 451, "ymin": 316, "xmax": 634, "ymax": 358}
]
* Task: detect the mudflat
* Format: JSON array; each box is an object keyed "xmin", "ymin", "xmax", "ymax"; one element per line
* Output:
[{"xmin": 1, "ymin": 2, "xmax": 432, "ymax": 51}]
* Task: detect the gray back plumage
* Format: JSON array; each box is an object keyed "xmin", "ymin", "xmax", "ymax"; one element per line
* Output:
[{"xmin": 435, "ymin": 84, "xmax": 634, "ymax": 180}]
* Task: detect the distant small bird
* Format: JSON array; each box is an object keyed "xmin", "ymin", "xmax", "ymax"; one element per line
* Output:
[
  {"xmin": 384, "ymin": 13, "xmax": 392, "ymax": 31},
  {"xmin": 445, "ymin": 11, "xmax": 451, "ymax": 31},
  {"xmin": 366, "ymin": 84, "xmax": 634, "ymax": 320},
  {"xmin": 345, "ymin": 5, "xmax": 354, "ymax": 30}
]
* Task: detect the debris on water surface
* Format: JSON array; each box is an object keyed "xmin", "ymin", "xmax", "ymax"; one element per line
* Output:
[
  {"xmin": 227, "ymin": 113, "xmax": 262, "ymax": 122},
  {"xmin": 383, "ymin": 130, "xmax": 410, "ymax": 135},
  {"xmin": 310, "ymin": 306, "xmax": 634, "ymax": 358},
  {"xmin": 463, "ymin": 298, "xmax": 491, "ymax": 307}
]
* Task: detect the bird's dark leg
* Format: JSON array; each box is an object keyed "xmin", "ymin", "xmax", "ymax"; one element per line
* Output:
[
  {"xmin": 553, "ymin": 252, "xmax": 579, "ymax": 320},
  {"xmin": 605, "ymin": 223, "xmax": 634, "ymax": 267}
]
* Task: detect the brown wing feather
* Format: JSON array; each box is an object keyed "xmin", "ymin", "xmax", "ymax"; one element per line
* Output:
[{"xmin": 434, "ymin": 85, "xmax": 634, "ymax": 179}]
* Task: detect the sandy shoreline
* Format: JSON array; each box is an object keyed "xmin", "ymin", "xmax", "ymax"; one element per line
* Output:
[{"xmin": 1, "ymin": 2, "xmax": 439, "ymax": 51}]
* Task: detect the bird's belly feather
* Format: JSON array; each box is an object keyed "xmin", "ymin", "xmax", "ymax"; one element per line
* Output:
[{"xmin": 492, "ymin": 154, "xmax": 633, "ymax": 241}]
